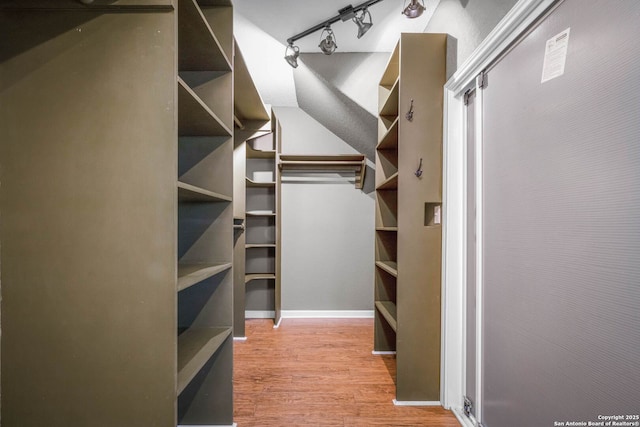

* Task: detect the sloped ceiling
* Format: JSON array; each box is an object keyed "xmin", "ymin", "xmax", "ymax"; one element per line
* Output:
[{"xmin": 233, "ymin": 0, "xmax": 439, "ymax": 53}]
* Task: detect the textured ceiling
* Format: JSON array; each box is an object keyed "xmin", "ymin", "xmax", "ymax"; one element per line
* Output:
[{"xmin": 233, "ymin": 0, "xmax": 439, "ymax": 53}]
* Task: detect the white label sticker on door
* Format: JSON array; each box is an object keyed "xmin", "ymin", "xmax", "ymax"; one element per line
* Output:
[{"xmin": 541, "ymin": 28, "xmax": 570, "ymax": 83}]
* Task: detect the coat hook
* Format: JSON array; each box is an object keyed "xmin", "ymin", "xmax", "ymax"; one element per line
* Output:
[
  {"xmin": 406, "ymin": 99, "xmax": 414, "ymax": 121},
  {"xmin": 415, "ymin": 158, "xmax": 423, "ymax": 178}
]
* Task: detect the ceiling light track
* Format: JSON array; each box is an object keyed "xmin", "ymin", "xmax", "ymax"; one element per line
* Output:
[{"xmin": 285, "ymin": 0, "xmax": 384, "ymax": 47}]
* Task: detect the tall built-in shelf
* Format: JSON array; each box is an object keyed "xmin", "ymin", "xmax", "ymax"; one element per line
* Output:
[
  {"xmin": 374, "ymin": 33, "xmax": 447, "ymax": 404},
  {"xmin": 244, "ymin": 132, "xmax": 279, "ymax": 326},
  {"xmin": 0, "ymin": 1, "xmax": 236, "ymax": 425},
  {"xmin": 177, "ymin": 0, "xmax": 235, "ymax": 425},
  {"xmin": 232, "ymin": 42, "xmax": 272, "ymax": 338}
]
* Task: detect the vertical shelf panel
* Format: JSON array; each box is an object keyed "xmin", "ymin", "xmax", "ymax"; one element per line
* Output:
[{"xmin": 0, "ymin": 7, "xmax": 177, "ymax": 426}]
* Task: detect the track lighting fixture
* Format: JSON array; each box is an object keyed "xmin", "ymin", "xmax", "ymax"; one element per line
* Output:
[
  {"xmin": 353, "ymin": 8, "xmax": 373, "ymax": 39},
  {"xmin": 319, "ymin": 27, "xmax": 338, "ymax": 55},
  {"xmin": 284, "ymin": 43, "xmax": 300, "ymax": 68},
  {"xmin": 402, "ymin": 0, "xmax": 426, "ymax": 18},
  {"xmin": 284, "ymin": 0, "xmax": 385, "ymax": 65}
]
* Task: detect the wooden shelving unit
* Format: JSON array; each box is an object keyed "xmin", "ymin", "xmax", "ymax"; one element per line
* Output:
[
  {"xmin": 279, "ymin": 154, "xmax": 367, "ymax": 189},
  {"xmin": 244, "ymin": 132, "xmax": 279, "ymax": 326},
  {"xmin": 0, "ymin": 1, "xmax": 236, "ymax": 425},
  {"xmin": 177, "ymin": 0, "xmax": 235, "ymax": 425},
  {"xmin": 231, "ymin": 42, "xmax": 273, "ymax": 338},
  {"xmin": 374, "ymin": 33, "xmax": 447, "ymax": 403}
]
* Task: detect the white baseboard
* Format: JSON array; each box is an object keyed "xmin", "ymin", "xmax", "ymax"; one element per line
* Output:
[
  {"xmin": 393, "ymin": 399, "xmax": 441, "ymax": 407},
  {"xmin": 372, "ymin": 350, "xmax": 396, "ymax": 355},
  {"xmin": 273, "ymin": 317, "xmax": 283, "ymax": 329},
  {"xmin": 280, "ymin": 310, "xmax": 374, "ymax": 318},
  {"xmin": 233, "ymin": 336, "xmax": 247, "ymax": 342},
  {"xmin": 245, "ymin": 310, "xmax": 275, "ymax": 319}
]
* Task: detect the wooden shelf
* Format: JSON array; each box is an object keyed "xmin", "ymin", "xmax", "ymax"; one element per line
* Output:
[
  {"xmin": 379, "ymin": 78, "xmax": 399, "ymax": 117},
  {"xmin": 245, "ymin": 244, "xmax": 276, "ymax": 249},
  {"xmin": 246, "ymin": 143, "xmax": 276, "ymax": 159},
  {"xmin": 376, "ymin": 172, "xmax": 398, "ymax": 190},
  {"xmin": 246, "ymin": 211, "xmax": 276, "ymax": 217},
  {"xmin": 376, "ymin": 261, "xmax": 398, "ymax": 277},
  {"xmin": 245, "ymin": 177, "xmax": 276, "ymax": 187},
  {"xmin": 245, "ymin": 273, "xmax": 276, "ymax": 283},
  {"xmin": 178, "ymin": 262, "xmax": 232, "ymax": 292},
  {"xmin": 376, "ymin": 227, "xmax": 399, "ymax": 232},
  {"xmin": 377, "ymin": 117, "xmax": 399, "ymax": 150},
  {"xmin": 177, "ymin": 327, "xmax": 232, "ymax": 395},
  {"xmin": 178, "ymin": 0, "xmax": 231, "ymax": 72},
  {"xmin": 234, "ymin": 43, "xmax": 269, "ymax": 124},
  {"xmin": 375, "ymin": 301, "xmax": 397, "ymax": 332},
  {"xmin": 178, "ymin": 77, "xmax": 232, "ymax": 137},
  {"xmin": 178, "ymin": 181, "xmax": 232, "ymax": 203},
  {"xmin": 279, "ymin": 154, "xmax": 367, "ymax": 189},
  {"xmin": 380, "ymin": 43, "xmax": 399, "ymax": 88}
]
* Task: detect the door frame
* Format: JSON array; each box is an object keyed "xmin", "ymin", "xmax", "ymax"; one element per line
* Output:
[{"xmin": 440, "ymin": 0, "xmax": 557, "ymax": 424}]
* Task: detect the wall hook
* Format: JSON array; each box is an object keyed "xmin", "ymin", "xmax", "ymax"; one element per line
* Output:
[
  {"xmin": 415, "ymin": 158, "xmax": 423, "ymax": 178},
  {"xmin": 405, "ymin": 99, "xmax": 414, "ymax": 121}
]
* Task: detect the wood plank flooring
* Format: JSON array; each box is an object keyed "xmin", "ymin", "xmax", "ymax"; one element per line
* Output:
[{"xmin": 234, "ymin": 318, "xmax": 460, "ymax": 427}]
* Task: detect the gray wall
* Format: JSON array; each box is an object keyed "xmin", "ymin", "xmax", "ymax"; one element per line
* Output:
[
  {"xmin": 274, "ymin": 107, "xmax": 374, "ymax": 312},
  {"xmin": 425, "ymin": 0, "xmax": 519, "ymax": 77},
  {"xmin": 294, "ymin": 54, "xmax": 382, "ymax": 166}
]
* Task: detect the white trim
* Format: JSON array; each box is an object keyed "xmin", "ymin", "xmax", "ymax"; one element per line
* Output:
[
  {"xmin": 393, "ymin": 400, "xmax": 441, "ymax": 407},
  {"xmin": 245, "ymin": 310, "xmax": 275, "ymax": 319},
  {"xmin": 473, "ymin": 74, "xmax": 485, "ymax": 424},
  {"xmin": 445, "ymin": 0, "xmax": 557, "ymax": 94},
  {"xmin": 453, "ymin": 408, "xmax": 477, "ymax": 427},
  {"xmin": 441, "ymin": 0, "xmax": 558, "ymax": 421},
  {"xmin": 280, "ymin": 310, "xmax": 374, "ymax": 318},
  {"xmin": 233, "ymin": 336, "xmax": 248, "ymax": 342},
  {"xmin": 461, "ymin": 91, "xmax": 469, "ymax": 407},
  {"xmin": 371, "ymin": 350, "xmax": 396, "ymax": 355},
  {"xmin": 441, "ymin": 86, "xmax": 466, "ymax": 411}
]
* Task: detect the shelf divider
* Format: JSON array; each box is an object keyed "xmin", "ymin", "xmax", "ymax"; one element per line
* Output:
[
  {"xmin": 246, "ymin": 143, "xmax": 276, "ymax": 159},
  {"xmin": 178, "ymin": 77, "xmax": 232, "ymax": 137},
  {"xmin": 178, "ymin": 262, "xmax": 232, "ymax": 292},
  {"xmin": 375, "ymin": 301, "xmax": 397, "ymax": 332},
  {"xmin": 379, "ymin": 78, "xmax": 399, "ymax": 117},
  {"xmin": 376, "ymin": 172, "xmax": 398, "ymax": 191},
  {"xmin": 377, "ymin": 117, "xmax": 399, "ymax": 150},
  {"xmin": 178, "ymin": 0, "xmax": 232, "ymax": 72},
  {"xmin": 178, "ymin": 181, "xmax": 232, "ymax": 203},
  {"xmin": 177, "ymin": 327, "xmax": 232, "ymax": 395},
  {"xmin": 375, "ymin": 260, "xmax": 398, "ymax": 277},
  {"xmin": 245, "ymin": 244, "xmax": 276, "ymax": 249},
  {"xmin": 245, "ymin": 177, "xmax": 276, "ymax": 188},
  {"xmin": 245, "ymin": 273, "xmax": 277, "ymax": 283}
]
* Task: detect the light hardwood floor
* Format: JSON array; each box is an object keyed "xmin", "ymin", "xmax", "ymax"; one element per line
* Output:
[{"xmin": 234, "ymin": 318, "xmax": 461, "ymax": 426}]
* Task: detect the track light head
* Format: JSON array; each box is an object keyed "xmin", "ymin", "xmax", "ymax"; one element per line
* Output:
[
  {"xmin": 402, "ymin": 0, "xmax": 425, "ymax": 18},
  {"xmin": 284, "ymin": 43, "xmax": 300, "ymax": 68},
  {"xmin": 353, "ymin": 8, "xmax": 373, "ymax": 39},
  {"xmin": 319, "ymin": 27, "xmax": 338, "ymax": 55}
]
